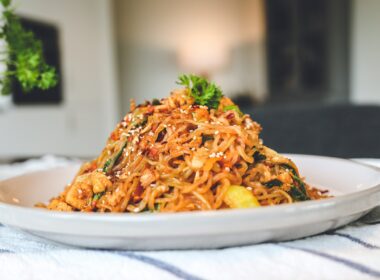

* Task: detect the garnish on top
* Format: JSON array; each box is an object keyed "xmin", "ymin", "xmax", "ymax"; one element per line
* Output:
[{"xmin": 177, "ymin": 74, "xmax": 223, "ymax": 109}]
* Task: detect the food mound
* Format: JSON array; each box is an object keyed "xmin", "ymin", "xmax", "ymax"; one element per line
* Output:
[{"xmin": 40, "ymin": 75, "xmax": 328, "ymax": 212}]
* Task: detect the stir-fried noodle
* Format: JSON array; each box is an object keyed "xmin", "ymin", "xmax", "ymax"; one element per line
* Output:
[{"xmin": 40, "ymin": 77, "xmax": 329, "ymax": 212}]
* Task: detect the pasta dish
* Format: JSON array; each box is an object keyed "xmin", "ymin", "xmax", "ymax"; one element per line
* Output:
[{"xmin": 39, "ymin": 75, "xmax": 329, "ymax": 212}]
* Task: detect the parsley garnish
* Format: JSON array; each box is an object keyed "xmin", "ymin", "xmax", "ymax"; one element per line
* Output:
[
  {"xmin": 176, "ymin": 74, "xmax": 223, "ymax": 109},
  {"xmin": 0, "ymin": 0, "xmax": 58, "ymax": 95}
]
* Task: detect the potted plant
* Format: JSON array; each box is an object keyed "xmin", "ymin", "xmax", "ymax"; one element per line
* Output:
[{"xmin": 0, "ymin": 0, "xmax": 57, "ymax": 100}]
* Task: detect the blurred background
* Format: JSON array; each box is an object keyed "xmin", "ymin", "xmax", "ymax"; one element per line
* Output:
[{"xmin": 0, "ymin": 0, "xmax": 379, "ymax": 161}]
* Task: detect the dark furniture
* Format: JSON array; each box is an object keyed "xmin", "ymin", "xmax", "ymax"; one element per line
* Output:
[{"xmin": 247, "ymin": 104, "xmax": 380, "ymax": 158}]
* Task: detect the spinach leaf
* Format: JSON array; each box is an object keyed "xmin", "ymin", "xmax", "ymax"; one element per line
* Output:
[
  {"xmin": 103, "ymin": 141, "xmax": 128, "ymax": 173},
  {"xmin": 201, "ymin": 134, "xmax": 214, "ymax": 145},
  {"xmin": 92, "ymin": 191, "xmax": 105, "ymax": 201},
  {"xmin": 263, "ymin": 179, "xmax": 283, "ymax": 188},
  {"xmin": 280, "ymin": 163, "xmax": 298, "ymax": 176},
  {"xmin": 152, "ymin": 98, "xmax": 161, "ymax": 105},
  {"xmin": 253, "ymin": 151, "xmax": 266, "ymax": 163},
  {"xmin": 288, "ymin": 186, "xmax": 310, "ymax": 201},
  {"xmin": 292, "ymin": 174, "xmax": 308, "ymax": 197}
]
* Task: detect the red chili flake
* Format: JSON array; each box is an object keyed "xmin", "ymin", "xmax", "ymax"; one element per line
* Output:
[
  {"xmin": 151, "ymin": 123, "xmax": 159, "ymax": 132},
  {"xmin": 226, "ymin": 112, "xmax": 235, "ymax": 120},
  {"xmin": 145, "ymin": 106, "xmax": 154, "ymax": 115},
  {"xmin": 139, "ymin": 141, "xmax": 147, "ymax": 150},
  {"xmin": 83, "ymin": 162, "xmax": 98, "ymax": 173},
  {"xmin": 132, "ymin": 184, "xmax": 144, "ymax": 202},
  {"xmin": 148, "ymin": 147, "xmax": 159, "ymax": 160},
  {"xmin": 89, "ymin": 162, "xmax": 97, "ymax": 171},
  {"xmin": 221, "ymin": 161, "xmax": 233, "ymax": 169},
  {"xmin": 110, "ymin": 131, "xmax": 119, "ymax": 141}
]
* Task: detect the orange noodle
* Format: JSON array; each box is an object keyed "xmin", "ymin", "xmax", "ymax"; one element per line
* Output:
[{"xmin": 40, "ymin": 78, "xmax": 329, "ymax": 212}]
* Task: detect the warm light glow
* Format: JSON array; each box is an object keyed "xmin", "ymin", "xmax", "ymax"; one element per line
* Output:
[{"xmin": 177, "ymin": 37, "xmax": 229, "ymax": 74}]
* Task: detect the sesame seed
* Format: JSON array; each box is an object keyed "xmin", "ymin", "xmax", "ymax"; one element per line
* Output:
[{"xmin": 209, "ymin": 151, "xmax": 224, "ymax": 158}]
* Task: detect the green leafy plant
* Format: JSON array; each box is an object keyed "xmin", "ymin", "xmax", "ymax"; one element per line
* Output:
[
  {"xmin": 0, "ymin": 0, "xmax": 57, "ymax": 95},
  {"xmin": 177, "ymin": 74, "xmax": 223, "ymax": 109}
]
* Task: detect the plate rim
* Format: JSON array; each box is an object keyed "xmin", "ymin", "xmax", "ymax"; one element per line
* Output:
[{"xmin": 0, "ymin": 153, "xmax": 380, "ymax": 237}]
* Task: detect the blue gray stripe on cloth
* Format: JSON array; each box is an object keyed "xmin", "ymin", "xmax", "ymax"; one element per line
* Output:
[
  {"xmin": 0, "ymin": 248, "xmax": 13, "ymax": 253},
  {"xmin": 328, "ymin": 232, "xmax": 380, "ymax": 249},
  {"xmin": 362, "ymin": 220, "xmax": 380, "ymax": 226},
  {"xmin": 279, "ymin": 244, "xmax": 380, "ymax": 278},
  {"xmin": 107, "ymin": 250, "xmax": 204, "ymax": 280}
]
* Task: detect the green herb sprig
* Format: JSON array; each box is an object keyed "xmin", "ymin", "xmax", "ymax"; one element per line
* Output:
[
  {"xmin": 0, "ymin": 0, "xmax": 58, "ymax": 95},
  {"xmin": 176, "ymin": 74, "xmax": 223, "ymax": 109}
]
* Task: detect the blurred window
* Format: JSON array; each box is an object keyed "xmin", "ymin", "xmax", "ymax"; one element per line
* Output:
[{"xmin": 265, "ymin": 0, "xmax": 350, "ymax": 104}]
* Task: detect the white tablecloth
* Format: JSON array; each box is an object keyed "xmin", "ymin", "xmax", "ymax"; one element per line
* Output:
[{"xmin": 0, "ymin": 156, "xmax": 379, "ymax": 280}]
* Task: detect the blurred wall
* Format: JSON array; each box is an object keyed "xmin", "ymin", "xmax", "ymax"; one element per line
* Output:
[
  {"xmin": 0, "ymin": 0, "xmax": 119, "ymax": 159},
  {"xmin": 114, "ymin": 0, "xmax": 267, "ymax": 112},
  {"xmin": 351, "ymin": 0, "xmax": 380, "ymax": 105}
]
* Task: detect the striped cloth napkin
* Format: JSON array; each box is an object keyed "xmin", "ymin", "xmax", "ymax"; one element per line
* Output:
[{"xmin": 0, "ymin": 156, "xmax": 380, "ymax": 280}]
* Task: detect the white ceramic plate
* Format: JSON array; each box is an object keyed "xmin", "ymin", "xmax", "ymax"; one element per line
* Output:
[{"xmin": 0, "ymin": 154, "xmax": 380, "ymax": 250}]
